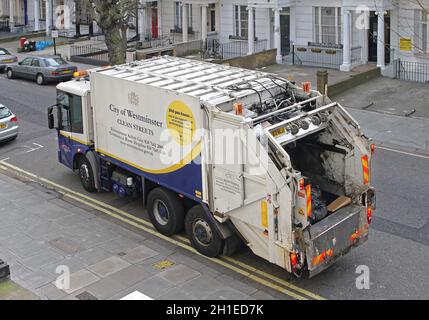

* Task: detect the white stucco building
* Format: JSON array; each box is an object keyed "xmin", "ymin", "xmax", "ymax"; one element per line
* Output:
[{"xmin": 1, "ymin": 0, "xmax": 428, "ymax": 72}]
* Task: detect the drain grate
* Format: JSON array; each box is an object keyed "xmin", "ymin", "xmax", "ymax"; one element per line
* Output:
[{"xmin": 75, "ymin": 291, "xmax": 98, "ymax": 300}]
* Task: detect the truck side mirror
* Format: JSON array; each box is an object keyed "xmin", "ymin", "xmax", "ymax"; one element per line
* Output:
[
  {"xmin": 48, "ymin": 106, "xmax": 54, "ymax": 129},
  {"xmin": 48, "ymin": 113, "xmax": 54, "ymax": 129}
]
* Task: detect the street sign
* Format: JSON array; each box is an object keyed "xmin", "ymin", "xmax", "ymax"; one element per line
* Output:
[{"xmin": 51, "ymin": 30, "xmax": 59, "ymax": 38}]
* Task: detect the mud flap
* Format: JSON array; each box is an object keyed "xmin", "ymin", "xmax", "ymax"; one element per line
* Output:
[{"xmin": 305, "ymin": 205, "xmax": 367, "ymax": 278}]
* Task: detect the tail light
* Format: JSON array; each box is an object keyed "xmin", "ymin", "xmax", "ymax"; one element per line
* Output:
[
  {"xmin": 361, "ymin": 155, "xmax": 370, "ymax": 185},
  {"xmin": 52, "ymin": 71, "xmax": 60, "ymax": 76},
  {"xmin": 290, "ymin": 252, "xmax": 298, "ymax": 268},
  {"xmin": 306, "ymin": 185, "xmax": 312, "ymax": 218},
  {"xmin": 10, "ymin": 116, "xmax": 17, "ymax": 123},
  {"xmin": 367, "ymin": 207, "xmax": 373, "ymax": 224},
  {"xmin": 370, "ymin": 144, "xmax": 375, "ymax": 155},
  {"xmin": 299, "ymin": 178, "xmax": 305, "ymax": 191}
]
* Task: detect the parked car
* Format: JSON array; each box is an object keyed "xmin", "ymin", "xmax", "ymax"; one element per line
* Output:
[
  {"xmin": 0, "ymin": 48, "xmax": 18, "ymax": 73},
  {"xmin": 5, "ymin": 56, "xmax": 77, "ymax": 85},
  {"xmin": 0, "ymin": 104, "xmax": 18, "ymax": 143}
]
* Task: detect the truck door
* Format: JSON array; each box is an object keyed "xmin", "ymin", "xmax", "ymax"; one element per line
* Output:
[{"xmin": 57, "ymin": 91, "xmax": 86, "ymax": 169}]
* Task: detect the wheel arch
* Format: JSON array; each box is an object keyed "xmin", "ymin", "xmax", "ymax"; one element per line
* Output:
[{"xmin": 73, "ymin": 151, "xmax": 100, "ymax": 191}]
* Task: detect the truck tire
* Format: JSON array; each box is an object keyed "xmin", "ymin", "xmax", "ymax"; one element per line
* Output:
[
  {"xmin": 78, "ymin": 156, "xmax": 97, "ymax": 192},
  {"xmin": 185, "ymin": 205, "xmax": 224, "ymax": 257},
  {"xmin": 147, "ymin": 188, "xmax": 185, "ymax": 236}
]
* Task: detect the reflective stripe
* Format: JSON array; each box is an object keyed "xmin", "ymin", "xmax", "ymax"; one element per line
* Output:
[
  {"xmin": 362, "ymin": 155, "xmax": 370, "ymax": 185},
  {"xmin": 306, "ymin": 185, "xmax": 312, "ymax": 218}
]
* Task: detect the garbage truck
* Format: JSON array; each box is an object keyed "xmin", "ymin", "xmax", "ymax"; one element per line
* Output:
[{"xmin": 48, "ymin": 56, "xmax": 376, "ymax": 277}]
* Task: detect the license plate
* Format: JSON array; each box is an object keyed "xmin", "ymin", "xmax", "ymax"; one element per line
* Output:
[
  {"xmin": 62, "ymin": 70, "xmax": 72, "ymax": 74},
  {"xmin": 2, "ymin": 59, "xmax": 13, "ymax": 63},
  {"xmin": 271, "ymin": 127, "xmax": 286, "ymax": 138},
  {"xmin": 0, "ymin": 123, "xmax": 7, "ymax": 130}
]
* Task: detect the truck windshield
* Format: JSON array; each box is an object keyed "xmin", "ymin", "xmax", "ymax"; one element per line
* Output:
[{"xmin": 57, "ymin": 91, "xmax": 84, "ymax": 134}]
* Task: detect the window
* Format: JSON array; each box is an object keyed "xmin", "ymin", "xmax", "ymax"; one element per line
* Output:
[
  {"xmin": 21, "ymin": 57, "xmax": 32, "ymax": 66},
  {"xmin": 0, "ymin": 49, "xmax": 11, "ymax": 56},
  {"xmin": 314, "ymin": 7, "xmax": 341, "ymax": 45},
  {"xmin": 174, "ymin": 2, "xmax": 193, "ymax": 31},
  {"xmin": 45, "ymin": 57, "xmax": 67, "ymax": 66},
  {"xmin": 0, "ymin": 105, "xmax": 11, "ymax": 120},
  {"xmin": 233, "ymin": 5, "xmax": 254, "ymax": 39},
  {"xmin": 31, "ymin": 59, "xmax": 39, "ymax": 67},
  {"xmin": 57, "ymin": 91, "xmax": 84, "ymax": 134}
]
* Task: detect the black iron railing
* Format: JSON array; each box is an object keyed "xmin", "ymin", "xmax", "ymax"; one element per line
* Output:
[{"xmin": 396, "ymin": 59, "xmax": 429, "ymax": 83}]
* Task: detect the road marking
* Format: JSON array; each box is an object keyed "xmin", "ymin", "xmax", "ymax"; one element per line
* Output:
[
  {"xmin": 377, "ymin": 146, "xmax": 429, "ymax": 160},
  {"xmin": 24, "ymin": 143, "xmax": 44, "ymax": 153},
  {"xmin": 120, "ymin": 291, "xmax": 153, "ymax": 300},
  {"xmin": 0, "ymin": 160, "xmax": 324, "ymax": 301},
  {"xmin": 0, "ymin": 157, "xmax": 10, "ymax": 161}
]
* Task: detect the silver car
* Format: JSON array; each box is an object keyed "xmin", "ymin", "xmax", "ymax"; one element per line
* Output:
[
  {"xmin": 0, "ymin": 104, "xmax": 19, "ymax": 143},
  {"xmin": 5, "ymin": 56, "xmax": 77, "ymax": 85},
  {"xmin": 0, "ymin": 48, "xmax": 18, "ymax": 72}
]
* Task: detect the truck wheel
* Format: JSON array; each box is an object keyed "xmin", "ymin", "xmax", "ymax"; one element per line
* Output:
[
  {"xmin": 185, "ymin": 205, "xmax": 224, "ymax": 257},
  {"xmin": 147, "ymin": 188, "xmax": 185, "ymax": 236},
  {"xmin": 78, "ymin": 156, "xmax": 97, "ymax": 192}
]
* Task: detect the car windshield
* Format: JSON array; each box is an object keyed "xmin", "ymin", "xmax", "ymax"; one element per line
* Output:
[
  {"xmin": 45, "ymin": 57, "xmax": 68, "ymax": 67},
  {"xmin": 0, "ymin": 105, "xmax": 11, "ymax": 119},
  {"xmin": 0, "ymin": 49, "xmax": 11, "ymax": 56}
]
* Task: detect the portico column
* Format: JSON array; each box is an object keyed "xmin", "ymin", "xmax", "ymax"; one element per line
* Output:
[
  {"xmin": 182, "ymin": 2, "xmax": 188, "ymax": 42},
  {"xmin": 201, "ymin": 4, "xmax": 208, "ymax": 42},
  {"xmin": 340, "ymin": 10, "xmax": 351, "ymax": 71},
  {"xmin": 45, "ymin": 0, "xmax": 51, "ymax": 34},
  {"xmin": 361, "ymin": 10, "xmax": 369, "ymax": 64},
  {"xmin": 247, "ymin": 7, "xmax": 254, "ymax": 54},
  {"xmin": 9, "ymin": 0, "xmax": 15, "ymax": 23},
  {"xmin": 157, "ymin": 0, "xmax": 162, "ymax": 37},
  {"xmin": 376, "ymin": 10, "xmax": 385, "ymax": 69},
  {"xmin": 274, "ymin": 8, "xmax": 281, "ymax": 64},
  {"xmin": 139, "ymin": 1, "xmax": 146, "ymax": 40},
  {"xmin": 34, "ymin": 0, "xmax": 40, "ymax": 31}
]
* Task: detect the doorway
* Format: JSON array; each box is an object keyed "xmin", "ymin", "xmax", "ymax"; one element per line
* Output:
[
  {"xmin": 151, "ymin": 6, "xmax": 158, "ymax": 39},
  {"xmin": 280, "ymin": 12, "xmax": 290, "ymax": 55},
  {"xmin": 368, "ymin": 11, "xmax": 390, "ymax": 64}
]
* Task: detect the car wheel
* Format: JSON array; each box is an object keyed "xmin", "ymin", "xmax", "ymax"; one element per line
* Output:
[
  {"xmin": 147, "ymin": 188, "xmax": 185, "ymax": 236},
  {"xmin": 185, "ymin": 205, "xmax": 224, "ymax": 257},
  {"xmin": 6, "ymin": 69, "xmax": 14, "ymax": 79},
  {"xmin": 36, "ymin": 73, "xmax": 45, "ymax": 85},
  {"xmin": 77, "ymin": 156, "xmax": 97, "ymax": 192}
]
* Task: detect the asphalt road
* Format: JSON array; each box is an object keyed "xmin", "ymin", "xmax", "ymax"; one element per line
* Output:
[{"xmin": 0, "ymin": 74, "xmax": 428, "ymax": 300}]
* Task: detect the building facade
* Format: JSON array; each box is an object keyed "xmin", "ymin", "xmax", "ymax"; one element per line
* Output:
[{"xmin": 1, "ymin": 0, "xmax": 428, "ymax": 72}]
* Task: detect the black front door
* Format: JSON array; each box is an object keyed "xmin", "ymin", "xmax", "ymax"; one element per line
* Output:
[
  {"xmin": 368, "ymin": 12, "xmax": 391, "ymax": 63},
  {"xmin": 280, "ymin": 14, "xmax": 290, "ymax": 55}
]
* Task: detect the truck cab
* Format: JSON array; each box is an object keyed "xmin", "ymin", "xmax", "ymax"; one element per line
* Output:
[{"xmin": 48, "ymin": 79, "xmax": 97, "ymax": 191}]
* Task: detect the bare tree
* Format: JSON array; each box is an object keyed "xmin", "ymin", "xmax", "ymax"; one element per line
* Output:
[{"xmin": 84, "ymin": 0, "xmax": 138, "ymax": 65}]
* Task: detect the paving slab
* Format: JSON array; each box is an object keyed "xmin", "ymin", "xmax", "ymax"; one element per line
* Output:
[
  {"xmin": 81, "ymin": 277, "xmax": 128, "ymax": 300},
  {"xmin": 61, "ymin": 269, "xmax": 100, "ymax": 295},
  {"xmin": 109, "ymin": 265, "xmax": 153, "ymax": 287},
  {"xmin": 120, "ymin": 244, "xmax": 159, "ymax": 264},
  {"xmin": 157, "ymin": 264, "xmax": 201, "ymax": 285},
  {"xmin": 87, "ymin": 256, "xmax": 131, "ymax": 278}
]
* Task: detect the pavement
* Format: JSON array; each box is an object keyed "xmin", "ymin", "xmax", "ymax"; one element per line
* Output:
[
  {"xmin": 0, "ymin": 170, "xmax": 278, "ymax": 300},
  {"xmin": 0, "ymin": 54, "xmax": 428, "ymax": 300},
  {"xmin": 263, "ymin": 63, "xmax": 378, "ymax": 91},
  {"xmin": 335, "ymin": 77, "xmax": 429, "ymax": 119}
]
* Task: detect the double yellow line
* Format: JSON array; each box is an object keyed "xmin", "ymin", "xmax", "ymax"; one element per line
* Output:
[{"xmin": 0, "ymin": 160, "xmax": 325, "ymax": 301}]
